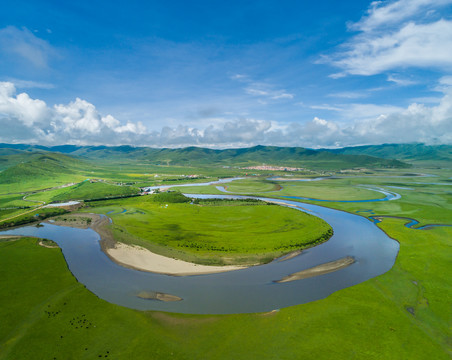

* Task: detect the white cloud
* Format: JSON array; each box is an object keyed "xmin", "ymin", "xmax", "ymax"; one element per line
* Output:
[
  {"xmin": 309, "ymin": 103, "xmax": 403, "ymax": 119},
  {"xmin": 115, "ymin": 121, "xmax": 146, "ymax": 134},
  {"xmin": 339, "ymin": 103, "xmax": 404, "ymax": 120},
  {"xmin": 310, "ymin": 104, "xmax": 343, "ymax": 111},
  {"xmin": 0, "ymin": 26, "xmax": 56, "ymax": 68},
  {"xmin": 332, "ymin": 20, "xmax": 452, "ymax": 76},
  {"xmin": 54, "ymin": 98, "xmax": 104, "ymax": 134},
  {"xmin": 328, "ymin": 91, "xmax": 368, "ymax": 99},
  {"xmin": 230, "ymin": 74, "xmax": 248, "ymax": 81},
  {"xmin": 1, "ymin": 80, "xmax": 451, "ymax": 148},
  {"xmin": 232, "ymin": 74, "xmax": 294, "ymax": 102},
  {"xmin": 326, "ymin": 0, "xmax": 452, "ymax": 76},
  {"xmin": 0, "ymin": 82, "xmax": 146, "ymax": 145},
  {"xmin": 0, "ymin": 82, "xmax": 49, "ymax": 126},
  {"xmin": 5, "ymin": 78, "xmax": 55, "ymax": 89},
  {"xmin": 351, "ymin": 0, "xmax": 452, "ymax": 32},
  {"xmin": 245, "ymin": 86, "xmax": 294, "ymax": 101},
  {"xmin": 271, "ymin": 93, "xmax": 294, "ymax": 100},
  {"xmin": 439, "ymin": 75, "xmax": 452, "ymax": 86},
  {"xmin": 101, "ymin": 114, "xmax": 120, "ymax": 129},
  {"xmin": 245, "ymin": 88, "xmax": 269, "ymax": 96},
  {"xmin": 410, "ymin": 96, "xmax": 442, "ymax": 103},
  {"xmin": 387, "ymin": 74, "xmax": 417, "ymax": 86}
]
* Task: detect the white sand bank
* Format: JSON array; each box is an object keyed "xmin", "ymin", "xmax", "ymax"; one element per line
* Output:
[{"xmin": 106, "ymin": 242, "xmax": 247, "ymax": 276}]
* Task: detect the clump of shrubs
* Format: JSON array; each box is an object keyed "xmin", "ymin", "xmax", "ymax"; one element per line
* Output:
[{"xmin": 151, "ymin": 191, "xmax": 191, "ymax": 204}]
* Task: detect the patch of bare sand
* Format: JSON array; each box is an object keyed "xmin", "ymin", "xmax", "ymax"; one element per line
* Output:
[
  {"xmin": 38, "ymin": 240, "xmax": 59, "ymax": 248},
  {"xmin": 106, "ymin": 242, "xmax": 247, "ymax": 276},
  {"xmin": 277, "ymin": 249, "xmax": 302, "ymax": 262},
  {"xmin": 275, "ymin": 256, "xmax": 355, "ymax": 283},
  {"xmin": 259, "ymin": 309, "xmax": 280, "ymax": 317},
  {"xmin": 0, "ymin": 235, "xmax": 22, "ymax": 239},
  {"xmin": 265, "ymin": 200, "xmax": 310, "ymax": 211}
]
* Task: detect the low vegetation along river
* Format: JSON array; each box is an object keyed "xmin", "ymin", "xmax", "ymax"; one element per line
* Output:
[{"xmin": 0, "ymin": 190, "xmax": 399, "ymax": 314}]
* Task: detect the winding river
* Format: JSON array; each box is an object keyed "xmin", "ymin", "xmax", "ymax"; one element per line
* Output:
[
  {"xmin": 0, "ymin": 188, "xmax": 400, "ymax": 315},
  {"xmin": 280, "ymin": 186, "xmax": 401, "ymax": 203},
  {"xmin": 157, "ymin": 176, "xmax": 402, "ymax": 203}
]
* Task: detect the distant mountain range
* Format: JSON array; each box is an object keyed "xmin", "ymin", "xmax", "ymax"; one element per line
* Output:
[
  {"xmin": 327, "ymin": 143, "xmax": 452, "ymax": 162},
  {"xmin": 0, "ymin": 143, "xmax": 411, "ymax": 170}
]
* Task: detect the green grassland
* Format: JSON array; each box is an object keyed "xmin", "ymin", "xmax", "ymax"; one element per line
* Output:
[
  {"xmin": 220, "ymin": 178, "xmax": 281, "ymax": 193},
  {"xmin": 282, "ymin": 173, "xmax": 452, "ymax": 225},
  {"xmin": 0, "ymin": 208, "xmax": 31, "ymax": 221},
  {"xmin": 0, "ymin": 153, "xmax": 88, "ymax": 194},
  {"xmin": 26, "ymin": 181, "xmax": 140, "ymax": 203},
  {"xmin": 173, "ymin": 178, "xmax": 387, "ymax": 201},
  {"xmin": 0, "ymin": 194, "xmax": 34, "ymax": 208},
  {"xmin": 221, "ymin": 178, "xmax": 387, "ymax": 200},
  {"xmin": 0, "ymin": 148, "xmax": 451, "ymax": 359},
  {"xmin": 83, "ymin": 194, "xmax": 332, "ymax": 265},
  {"xmin": 0, "ymin": 207, "xmax": 68, "ymax": 229},
  {"xmin": 275, "ymin": 181, "xmax": 386, "ymax": 200},
  {"xmin": 332, "ymin": 143, "xmax": 452, "ymax": 167},
  {"xmin": 0, "ymin": 215, "xmax": 450, "ymax": 359},
  {"xmin": 0, "ymin": 144, "xmax": 410, "ymax": 169}
]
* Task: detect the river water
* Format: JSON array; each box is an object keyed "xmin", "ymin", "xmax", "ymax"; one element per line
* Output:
[{"xmin": 0, "ymin": 193, "xmax": 399, "ymax": 315}]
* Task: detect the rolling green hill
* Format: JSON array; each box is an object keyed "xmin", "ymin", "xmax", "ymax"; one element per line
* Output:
[
  {"xmin": 0, "ymin": 153, "xmax": 87, "ymax": 184},
  {"xmin": 0, "ymin": 144, "xmax": 409, "ymax": 170},
  {"xmin": 328, "ymin": 143, "xmax": 452, "ymax": 163},
  {"xmin": 27, "ymin": 180, "xmax": 140, "ymax": 202}
]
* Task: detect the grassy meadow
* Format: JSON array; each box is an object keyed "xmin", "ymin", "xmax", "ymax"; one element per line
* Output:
[
  {"xmin": 0, "ymin": 151, "xmax": 451, "ymax": 359},
  {"xmin": 82, "ymin": 194, "xmax": 332, "ymax": 265},
  {"xmin": 183, "ymin": 177, "xmax": 388, "ymax": 201},
  {"xmin": 26, "ymin": 181, "xmax": 140, "ymax": 203},
  {"xmin": 0, "ymin": 215, "xmax": 450, "ymax": 359}
]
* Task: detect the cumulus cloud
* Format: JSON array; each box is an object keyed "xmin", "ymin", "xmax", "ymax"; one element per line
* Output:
[
  {"xmin": 0, "ymin": 82, "xmax": 50, "ymax": 127},
  {"xmin": 1, "ymin": 80, "xmax": 451, "ymax": 148},
  {"xmin": 0, "ymin": 82, "xmax": 146, "ymax": 145},
  {"xmin": 325, "ymin": 0, "xmax": 452, "ymax": 76}
]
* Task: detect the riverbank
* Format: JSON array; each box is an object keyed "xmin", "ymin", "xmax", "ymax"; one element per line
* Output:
[
  {"xmin": 47, "ymin": 213, "xmax": 249, "ymax": 276},
  {"xmin": 106, "ymin": 242, "xmax": 247, "ymax": 276},
  {"xmin": 80, "ymin": 196, "xmax": 333, "ymax": 269}
]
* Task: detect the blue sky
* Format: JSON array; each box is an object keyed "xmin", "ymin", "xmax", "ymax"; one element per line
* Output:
[{"xmin": 1, "ymin": 0, "xmax": 451, "ymax": 147}]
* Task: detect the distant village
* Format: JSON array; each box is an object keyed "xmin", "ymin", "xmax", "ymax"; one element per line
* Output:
[{"xmin": 241, "ymin": 165, "xmax": 305, "ymax": 171}]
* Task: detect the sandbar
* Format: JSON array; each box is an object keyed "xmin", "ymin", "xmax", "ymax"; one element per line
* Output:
[
  {"xmin": 275, "ymin": 256, "xmax": 355, "ymax": 283},
  {"xmin": 137, "ymin": 291, "xmax": 182, "ymax": 302},
  {"xmin": 0, "ymin": 235, "xmax": 22, "ymax": 239},
  {"xmin": 277, "ymin": 249, "xmax": 302, "ymax": 262}
]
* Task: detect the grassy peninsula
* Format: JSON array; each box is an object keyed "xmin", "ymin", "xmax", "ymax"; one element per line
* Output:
[{"xmin": 84, "ymin": 192, "xmax": 333, "ymax": 265}]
